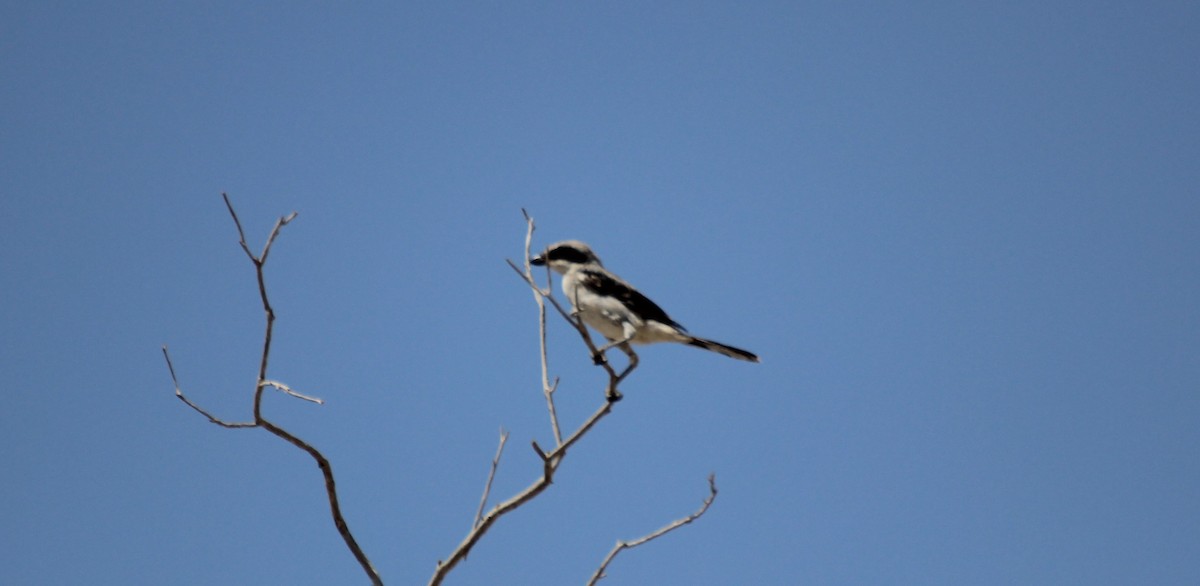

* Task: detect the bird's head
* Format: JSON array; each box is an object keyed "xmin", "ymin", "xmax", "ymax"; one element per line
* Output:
[{"xmin": 530, "ymin": 240, "xmax": 603, "ymax": 274}]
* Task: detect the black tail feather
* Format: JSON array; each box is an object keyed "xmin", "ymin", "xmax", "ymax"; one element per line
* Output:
[{"xmin": 686, "ymin": 337, "xmax": 760, "ymax": 363}]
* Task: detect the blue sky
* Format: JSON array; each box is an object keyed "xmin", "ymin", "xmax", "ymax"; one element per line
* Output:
[{"xmin": 2, "ymin": 2, "xmax": 1198, "ymax": 584}]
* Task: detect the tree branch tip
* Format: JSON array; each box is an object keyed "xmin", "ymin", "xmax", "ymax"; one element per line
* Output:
[
  {"xmin": 531, "ymin": 441, "xmax": 548, "ymax": 461},
  {"xmin": 176, "ymin": 197, "xmax": 382, "ymax": 584},
  {"xmin": 222, "ymin": 193, "xmax": 241, "ymax": 219}
]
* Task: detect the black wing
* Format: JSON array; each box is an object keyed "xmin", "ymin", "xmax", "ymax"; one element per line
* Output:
[{"xmin": 578, "ymin": 267, "xmax": 687, "ymax": 331}]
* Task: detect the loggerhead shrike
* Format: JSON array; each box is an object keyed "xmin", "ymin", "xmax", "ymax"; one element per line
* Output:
[{"xmin": 530, "ymin": 240, "xmax": 760, "ymax": 367}]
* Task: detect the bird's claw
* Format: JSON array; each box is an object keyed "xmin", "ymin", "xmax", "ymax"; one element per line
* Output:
[{"xmin": 591, "ymin": 351, "xmax": 607, "ymax": 366}]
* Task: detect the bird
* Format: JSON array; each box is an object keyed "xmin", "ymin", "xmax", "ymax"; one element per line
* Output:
[{"xmin": 530, "ymin": 240, "xmax": 760, "ymax": 368}]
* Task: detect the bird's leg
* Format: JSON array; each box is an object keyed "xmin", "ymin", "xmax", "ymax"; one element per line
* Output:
[
  {"xmin": 619, "ymin": 341, "xmax": 638, "ymax": 381},
  {"xmin": 592, "ymin": 322, "xmax": 636, "ymax": 365},
  {"xmin": 602, "ymin": 343, "xmax": 637, "ymax": 402}
]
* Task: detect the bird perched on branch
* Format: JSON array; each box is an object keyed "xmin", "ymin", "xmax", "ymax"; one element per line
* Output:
[{"xmin": 531, "ymin": 240, "xmax": 760, "ymax": 365}]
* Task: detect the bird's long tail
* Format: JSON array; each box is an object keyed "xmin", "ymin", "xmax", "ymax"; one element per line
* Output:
[{"xmin": 686, "ymin": 337, "xmax": 760, "ymax": 363}]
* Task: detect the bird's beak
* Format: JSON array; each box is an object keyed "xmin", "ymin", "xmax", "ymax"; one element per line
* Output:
[{"xmin": 530, "ymin": 254, "xmax": 546, "ymax": 266}]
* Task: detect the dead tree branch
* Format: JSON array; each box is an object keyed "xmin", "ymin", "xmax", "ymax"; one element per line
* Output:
[
  {"xmin": 169, "ymin": 202, "xmax": 714, "ymax": 586},
  {"xmin": 430, "ymin": 401, "xmax": 615, "ymax": 586},
  {"xmin": 165, "ymin": 194, "xmax": 381, "ymax": 586},
  {"xmin": 587, "ymin": 474, "xmax": 719, "ymax": 585},
  {"xmin": 428, "ymin": 211, "xmax": 628, "ymax": 586}
]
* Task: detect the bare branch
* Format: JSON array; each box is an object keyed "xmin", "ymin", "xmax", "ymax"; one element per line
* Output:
[
  {"xmin": 554, "ymin": 400, "xmax": 614, "ymax": 457},
  {"xmin": 429, "ymin": 341, "xmax": 619, "ymax": 586},
  {"xmin": 430, "ymin": 211, "xmax": 630, "ymax": 586},
  {"xmin": 474, "ymin": 428, "xmax": 510, "ymax": 530},
  {"xmin": 531, "ymin": 440, "xmax": 549, "ymax": 462},
  {"xmin": 518, "ymin": 211, "xmax": 563, "ymax": 446},
  {"xmin": 244, "ymin": 210, "xmax": 292, "ymax": 421},
  {"xmin": 167, "ymin": 195, "xmax": 380, "ymax": 586},
  {"xmin": 259, "ymin": 211, "xmax": 298, "ymax": 263},
  {"xmin": 261, "ymin": 379, "xmax": 325, "ymax": 405},
  {"xmin": 587, "ymin": 474, "xmax": 720, "ymax": 585},
  {"xmin": 222, "ymin": 192, "xmax": 253, "ymax": 259},
  {"xmin": 257, "ymin": 416, "xmax": 379, "ymax": 585},
  {"xmin": 163, "ymin": 345, "xmax": 256, "ymax": 428}
]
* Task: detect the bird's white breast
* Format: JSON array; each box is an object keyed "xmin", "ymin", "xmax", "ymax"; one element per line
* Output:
[{"xmin": 560, "ymin": 268, "xmax": 636, "ymax": 341}]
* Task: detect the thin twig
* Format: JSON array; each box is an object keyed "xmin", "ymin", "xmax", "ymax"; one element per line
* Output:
[
  {"xmin": 586, "ymin": 474, "xmax": 719, "ymax": 585},
  {"xmin": 474, "ymin": 428, "xmax": 510, "ymax": 529},
  {"xmin": 222, "ymin": 192, "xmax": 253, "ymax": 259},
  {"xmin": 531, "ymin": 440, "xmax": 549, "ymax": 462},
  {"xmin": 164, "ymin": 345, "xmax": 256, "ymax": 428},
  {"xmin": 168, "ymin": 195, "xmax": 381, "ymax": 586},
  {"xmin": 519, "ymin": 210, "xmax": 563, "ymax": 446},
  {"xmin": 261, "ymin": 379, "xmax": 325, "ymax": 404}
]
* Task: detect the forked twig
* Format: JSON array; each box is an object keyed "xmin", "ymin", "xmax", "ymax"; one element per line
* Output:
[
  {"xmin": 587, "ymin": 474, "xmax": 719, "ymax": 585},
  {"xmin": 430, "ymin": 400, "xmax": 615, "ymax": 586},
  {"xmin": 166, "ymin": 194, "xmax": 381, "ymax": 586}
]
